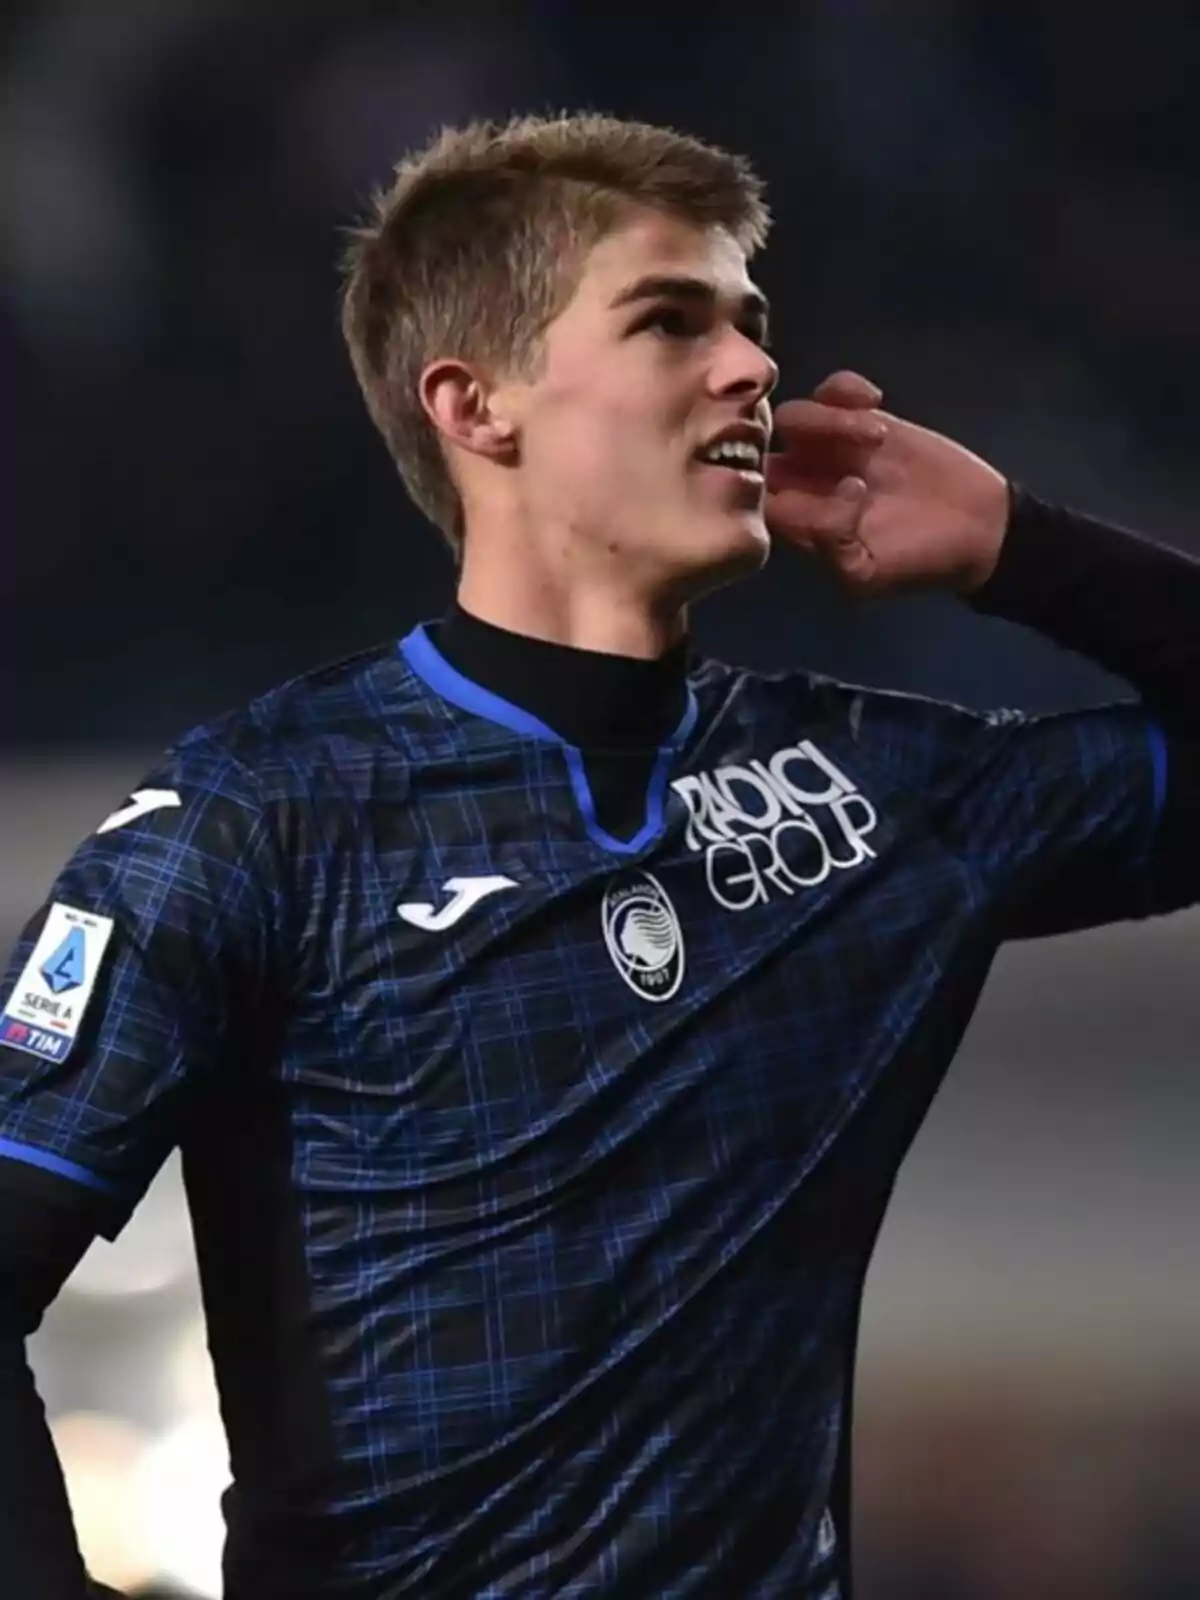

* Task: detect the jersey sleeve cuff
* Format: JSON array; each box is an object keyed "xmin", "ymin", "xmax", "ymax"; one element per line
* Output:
[{"xmin": 0, "ymin": 1140, "xmax": 128, "ymax": 1240}]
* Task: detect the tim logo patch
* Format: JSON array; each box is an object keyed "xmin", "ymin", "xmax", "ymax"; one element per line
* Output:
[
  {"xmin": 0, "ymin": 903, "xmax": 115, "ymax": 1064},
  {"xmin": 601, "ymin": 871, "xmax": 685, "ymax": 1003}
]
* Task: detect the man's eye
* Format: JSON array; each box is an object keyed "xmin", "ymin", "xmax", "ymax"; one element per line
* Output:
[{"xmin": 641, "ymin": 307, "xmax": 694, "ymax": 339}]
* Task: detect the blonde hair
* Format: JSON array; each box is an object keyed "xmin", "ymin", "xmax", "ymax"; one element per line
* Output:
[{"xmin": 339, "ymin": 111, "xmax": 771, "ymax": 552}]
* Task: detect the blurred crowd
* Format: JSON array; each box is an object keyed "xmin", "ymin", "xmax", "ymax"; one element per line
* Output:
[
  {"xmin": 7, "ymin": 3, "xmax": 1200, "ymax": 1596},
  {"xmin": 8, "ymin": 1, "xmax": 1200, "ymax": 746}
]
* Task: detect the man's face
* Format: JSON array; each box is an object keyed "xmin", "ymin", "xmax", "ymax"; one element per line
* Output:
[{"xmin": 500, "ymin": 208, "xmax": 779, "ymax": 600}]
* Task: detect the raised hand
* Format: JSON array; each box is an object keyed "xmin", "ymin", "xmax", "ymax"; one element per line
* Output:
[{"xmin": 766, "ymin": 371, "xmax": 1010, "ymax": 597}]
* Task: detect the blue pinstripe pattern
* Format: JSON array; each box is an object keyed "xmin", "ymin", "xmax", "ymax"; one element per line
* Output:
[
  {"xmin": 1147, "ymin": 718, "xmax": 1169, "ymax": 832},
  {"xmin": 0, "ymin": 639, "xmax": 1186, "ymax": 1598}
]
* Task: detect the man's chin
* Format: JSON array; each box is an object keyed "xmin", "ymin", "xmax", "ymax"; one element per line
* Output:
[
  {"xmin": 671, "ymin": 514, "xmax": 771, "ymax": 602},
  {"xmin": 715, "ymin": 510, "xmax": 772, "ymax": 573}
]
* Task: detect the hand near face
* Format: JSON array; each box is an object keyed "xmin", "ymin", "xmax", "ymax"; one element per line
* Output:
[{"xmin": 766, "ymin": 372, "xmax": 1010, "ymax": 597}]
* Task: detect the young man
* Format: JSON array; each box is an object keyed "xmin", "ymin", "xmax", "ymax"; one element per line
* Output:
[{"xmin": 1, "ymin": 113, "xmax": 1198, "ymax": 1599}]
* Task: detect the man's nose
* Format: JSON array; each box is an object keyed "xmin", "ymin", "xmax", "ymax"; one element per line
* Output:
[{"xmin": 712, "ymin": 330, "xmax": 778, "ymax": 404}]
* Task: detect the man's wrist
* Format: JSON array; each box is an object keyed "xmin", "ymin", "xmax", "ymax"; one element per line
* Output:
[
  {"xmin": 964, "ymin": 486, "xmax": 1200, "ymax": 735},
  {"xmin": 966, "ymin": 484, "xmax": 1062, "ymax": 617},
  {"xmin": 955, "ymin": 479, "xmax": 1015, "ymax": 598}
]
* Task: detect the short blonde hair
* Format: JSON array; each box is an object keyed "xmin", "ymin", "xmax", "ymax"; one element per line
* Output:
[{"xmin": 339, "ymin": 111, "xmax": 771, "ymax": 552}]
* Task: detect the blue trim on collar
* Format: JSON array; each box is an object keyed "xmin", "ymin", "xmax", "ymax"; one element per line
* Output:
[{"xmin": 398, "ymin": 624, "xmax": 696, "ymax": 854}]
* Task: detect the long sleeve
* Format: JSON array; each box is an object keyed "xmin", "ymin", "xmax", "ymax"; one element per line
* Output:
[
  {"xmin": 970, "ymin": 487, "xmax": 1200, "ymax": 735},
  {"xmin": 0, "ymin": 1339, "xmax": 88, "ymax": 1596},
  {"xmin": 963, "ymin": 486, "xmax": 1200, "ymax": 935},
  {"xmin": 0, "ymin": 1192, "xmax": 101, "ymax": 1597}
]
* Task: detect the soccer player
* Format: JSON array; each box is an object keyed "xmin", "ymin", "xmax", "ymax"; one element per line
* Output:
[{"xmin": 2, "ymin": 113, "xmax": 1198, "ymax": 1599}]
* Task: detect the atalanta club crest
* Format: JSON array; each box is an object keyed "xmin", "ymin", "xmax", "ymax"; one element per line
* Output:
[{"xmin": 601, "ymin": 871, "xmax": 685, "ymax": 1003}]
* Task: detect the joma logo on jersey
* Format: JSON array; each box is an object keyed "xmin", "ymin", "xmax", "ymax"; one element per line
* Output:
[{"xmin": 671, "ymin": 741, "xmax": 878, "ymax": 912}]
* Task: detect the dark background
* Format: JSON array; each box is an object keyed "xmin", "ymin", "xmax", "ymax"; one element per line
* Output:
[{"xmin": 6, "ymin": 3, "xmax": 1200, "ymax": 1595}]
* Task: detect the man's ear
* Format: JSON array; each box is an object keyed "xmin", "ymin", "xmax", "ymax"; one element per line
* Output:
[{"xmin": 419, "ymin": 359, "xmax": 519, "ymax": 462}]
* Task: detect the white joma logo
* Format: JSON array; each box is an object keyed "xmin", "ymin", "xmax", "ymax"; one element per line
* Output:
[
  {"xmin": 397, "ymin": 875, "xmax": 517, "ymax": 932},
  {"xmin": 96, "ymin": 788, "xmax": 182, "ymax": 835}
]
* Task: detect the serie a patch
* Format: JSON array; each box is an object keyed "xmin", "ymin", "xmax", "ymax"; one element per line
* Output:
[{"xmin": 0, "ymin": 903, "xmax": 115, "ymax": 1064}]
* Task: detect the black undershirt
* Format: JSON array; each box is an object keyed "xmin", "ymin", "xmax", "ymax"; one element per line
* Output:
[
  {"xmin": 434, "ymin": 608, "xmax": 690, "ymax": 842},
  {"xmin": 972, "ymin": 487, "xmax": 1200, "ymax": 739},
  {"xmin": 973, "ymin": 489, "xmax": 1200, "ymax": 863}
]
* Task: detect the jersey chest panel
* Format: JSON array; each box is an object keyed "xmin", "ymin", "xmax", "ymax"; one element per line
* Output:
[{"xmin": 283, "ymin": 718, "xmax": 983, "ymax": 1190}]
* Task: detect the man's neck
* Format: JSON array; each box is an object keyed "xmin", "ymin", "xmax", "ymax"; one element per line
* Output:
[
  {"xmin": 455, "ymin": 550, "xmax": 688, "ymax": 662},
  {"xmin": 434, "ymin": 602, "xmax": 690, "ymax": 748}
]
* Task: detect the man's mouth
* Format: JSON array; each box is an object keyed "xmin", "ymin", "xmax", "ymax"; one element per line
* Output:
[{"xmin": 692, "ymin": 433, "xmax": 766, "ymax": 480}]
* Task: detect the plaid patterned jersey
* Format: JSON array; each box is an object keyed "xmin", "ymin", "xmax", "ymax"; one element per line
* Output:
[{"xmin": 0, "ymin": 625, "xmax": 1187, "ymax": 1598}]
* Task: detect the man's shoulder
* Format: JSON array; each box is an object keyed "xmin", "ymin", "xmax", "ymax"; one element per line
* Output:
[
  {"xmin": 687, "ymin": 651, "xmax": 905, "ymax": 720},
  {"xmin": 165, "ymin": 640, "xmax": 423, "ymax": 800},
  {"xmin": 687, "ymin": 652, "xmax": 1016, "ymax": 750}
]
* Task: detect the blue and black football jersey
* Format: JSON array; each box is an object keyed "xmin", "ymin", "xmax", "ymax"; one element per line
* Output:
[{"xmin": 0, "ymin": 625, "xmax": 1191, "ymax": 1598}]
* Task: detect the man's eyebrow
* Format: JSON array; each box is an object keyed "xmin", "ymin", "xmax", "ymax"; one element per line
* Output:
[{"xmin": 609, "ymin": 273, "xmax": 770, "ymax": 324}]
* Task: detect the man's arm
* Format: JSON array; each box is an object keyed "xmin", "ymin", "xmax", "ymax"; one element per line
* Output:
[
  {"xmin": 771, "ymin": 373, "xmax": 1200, "ymax": 744},
  {"xmin": 0, "ymin": 736, "xmax": 283, "ymax": 1596},
  {"xmin": 968, "ymin": 490, "xmax": 1200, "ymax": 934},
  {"xmin": 0, "ymin": 1198, "xmax": 99, "ymax": 1595},
  {"xmin": 971, "ymin": 488, "xmax": 1200, "ymax": 737},
  {"xmin": 769, "ymin": 374, "xmax": 1200, "ymax": 934}
]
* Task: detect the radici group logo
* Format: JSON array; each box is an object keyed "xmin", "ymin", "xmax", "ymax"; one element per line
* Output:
[
  {"xmin": 670, "ymin": 740, "xmax": 879, "ymax": 912},
  {"xmin": 601, "ymin": 871, "xmax": 685, "ymax": 1003}
]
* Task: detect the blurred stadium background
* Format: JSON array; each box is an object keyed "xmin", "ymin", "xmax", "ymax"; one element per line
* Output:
[{"xmin": 6, "ymin": 3, "xmax": 1200, "ymax": 1595}]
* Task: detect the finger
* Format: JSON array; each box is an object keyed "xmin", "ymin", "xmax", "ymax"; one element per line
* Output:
[
  {"xmin": 771, "ymin": 480, "xmax": 877, "ymax": 592},
  {"xmin": 766, "ymin": 474, "xmax": 868, "ymax": 546},
  {"xmin": 764, "ymin": 454, "xmax": 840, "ymax": 496},
  {"xmin": 811, "ymin": 370, "xmax": 883, "ymax": 409},
  {"xmin": 771, "ymin": 397, "xmax": 888, "ymax": 449},
  {"xmin": 820, "ymin": 478, "xmax": 876, "ymax": 588}
]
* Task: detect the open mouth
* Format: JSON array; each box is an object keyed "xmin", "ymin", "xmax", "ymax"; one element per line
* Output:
[{"xmin": 692, "ymin": 438, "xmax": 765, "ymax": 479}]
